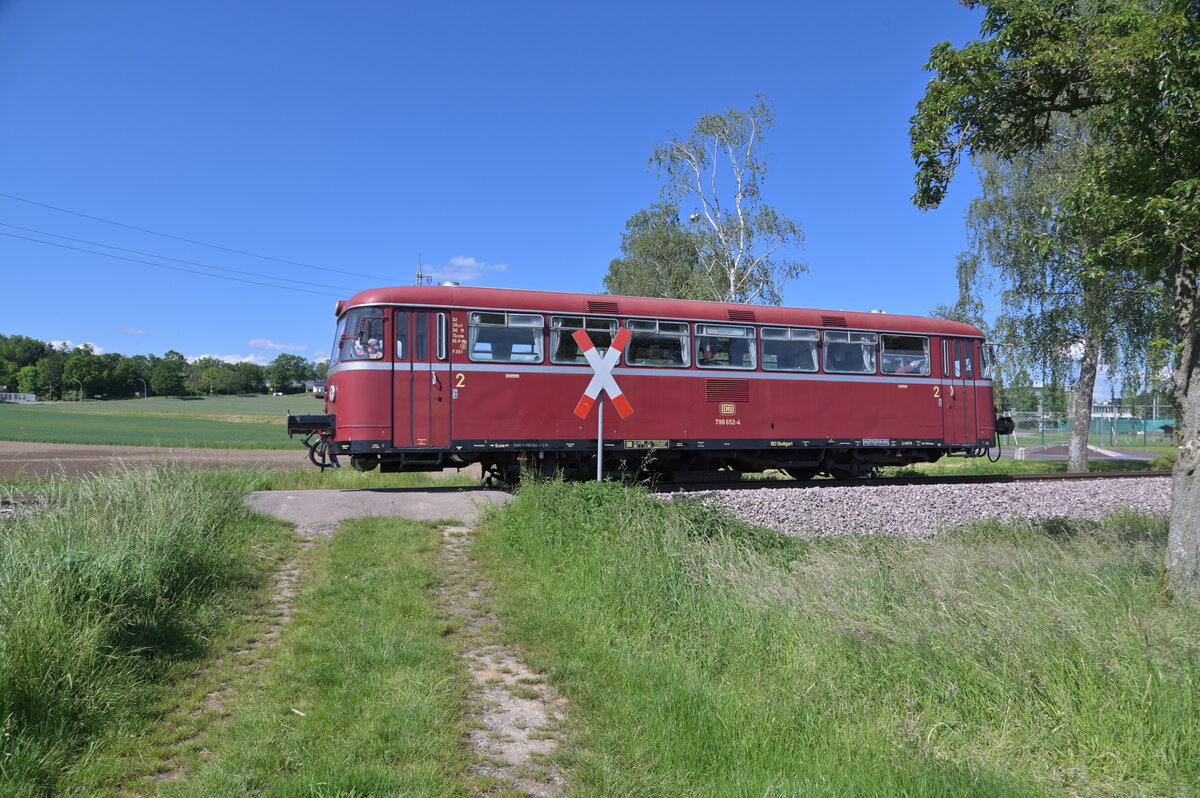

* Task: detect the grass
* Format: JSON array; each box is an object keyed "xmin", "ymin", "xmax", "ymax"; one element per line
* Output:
[
  {"xmin": 475, "ymin": 479, "xmax": 1199, "ymax": 797},
  {"xmin": 0, "ymin": 464, "xmax": 291, "ymax": 796},
  {"xmin": 10, "ymin": 394, "xmax": 312, "ymax": 417},
  {"xmin": 878, "ymin": 456, "xmax": 1156, "ymax": 478},
  {"xmin": 191, "ymin": 466, "xmax": 481, "ymax": 492},
  {"xmin": 0, "ymin": 396, "xmax": 319, "ymax": 448},
  {"xmin": 164, "ymin": 517, "xmax": 469, "ymax": 798}
]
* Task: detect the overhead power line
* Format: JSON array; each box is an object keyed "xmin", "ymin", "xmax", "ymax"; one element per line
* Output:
[
  {"xmin": 0, "ymin": 221, "xmax": 356, "ymax": 293},
  {"xmin": 0, "ymin": 230, "xmax": 344, "ymax": 298},
  {"xmin": 0, "ymin": 191, "xmax": 394, "ymax": 282}
]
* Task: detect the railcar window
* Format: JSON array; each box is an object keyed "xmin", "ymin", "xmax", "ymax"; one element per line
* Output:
[
  {"xmin": 468, "ymin": 311, "xmax": 545, "ymax": 363},
  {"xmin": 761, "ymin": 327, "xmax": 818, "ymax": 371},
  {"xmin": 550, "ymin": 316, "xmax": 618, "ymax": 364},
  {"xmin": 695, "ymin": 324, "xmax": 756, "ymax": 369},
  {"xmin": 395, "ymin": 311, "xmax": 407, "ymax": 360},
  {"xmin": 329, "ymin": 316, "xmax": 347, "ymax": 366},
  {"xmin": 981, "ymin": 344, "xmax": 994, "ymax": 379},
  {"xmin": 625, "ymin": 320, "xmax": 690, "ymax": 367},
  {"xmin": 338, "ymin": 307, "xmax": 387, "ymax": 361},
  {"xmin": 417, "ymin": 312, "xmax": 428, "ymax": 360},
  {"xmin": 823, "ymin": 331, "xmax": 877, "ymax": 374},
  {"xmin": 881, "ymin": 334, "xmax": 930, "ymax": 376}
]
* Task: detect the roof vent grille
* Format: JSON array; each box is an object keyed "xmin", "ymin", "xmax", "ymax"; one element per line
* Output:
[
  {"xmin": 727, "ymin": 309, "xmax": 756, "ymax": 322},
  {"xmin": 820, "ymin": 315, "xmax": 848, "ymax": 327},
  {"xmin": 587, "ymin": 300, "xmax": 620, "ymax": 314}
]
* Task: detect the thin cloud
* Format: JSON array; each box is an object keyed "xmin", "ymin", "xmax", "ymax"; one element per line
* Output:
[
  {"xmin": 190, "ymin": 353, "xmax": 272, "ymax": 366},
  {"xmin": 428, "ymin": 255, "xmax": 508, "ymax": 283},
  {"xmin": 248, "ymin": 338, "xmax": 309, "ymax": 352},
  {"xmin": 49, "ymin": 340, "xmax": 105, "ymax": 354},
  {"xmin": 118, "ymin": 327, "xmax": 147, "ymax": 335}
]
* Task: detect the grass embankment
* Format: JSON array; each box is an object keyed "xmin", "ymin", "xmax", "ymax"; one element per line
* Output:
[
  {"xmin": 880, "ymin": 456, "xmax": 1157, "ymax": 477},
  {"xmin": 477, "ymin": 480, "xmax": 1199, "ymax": 797},
  {"xmin": 0, "ymin": 466, "xmax": 291, "ymax": 796},
  {"xmin": 0, "ymin": 395, "xmax": 317, "ymax": 448},
  {"xmin": 166, "ymin": 517, "xmax": 468, "ymax": 797}
]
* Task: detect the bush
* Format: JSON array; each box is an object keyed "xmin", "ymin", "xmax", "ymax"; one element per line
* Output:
[{"xmin": 1149, "ymin": 446, "xmax": 1177, "ymax": 471}]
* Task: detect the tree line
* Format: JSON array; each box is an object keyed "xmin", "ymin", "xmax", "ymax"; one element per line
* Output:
[{"xmin": 0, "ymin": 334, "xmax": 326, "ymax": 399}]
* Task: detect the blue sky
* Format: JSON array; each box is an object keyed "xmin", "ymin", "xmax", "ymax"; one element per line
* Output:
[{"xmin": 0, "ymin": 0, "xmax": 986, "ymax": 366}]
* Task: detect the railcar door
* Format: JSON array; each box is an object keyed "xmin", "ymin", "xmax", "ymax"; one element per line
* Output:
[
  {"xmin": 941, "ymin": 338, "xmax": 977, "ymax": 446},
  {"xmin": 394, "ymin": 310, "xmax": 451, "ymax": 448}
]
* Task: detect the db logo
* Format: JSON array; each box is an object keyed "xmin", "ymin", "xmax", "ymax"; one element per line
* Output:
[{"xmin": 719, "ymin": 403, "xmax": 736, "ymax": 416}]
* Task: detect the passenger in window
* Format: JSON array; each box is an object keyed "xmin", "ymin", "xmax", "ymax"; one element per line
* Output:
[
  {"xmin": 367, "ymin": 338, "xmax": 382, "ymax": 359},
  {"xmin": 700, "ymin": 344, "xmax": 716, "ymax": 365}
]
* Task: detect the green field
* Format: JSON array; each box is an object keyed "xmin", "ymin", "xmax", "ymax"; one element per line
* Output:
[{"xmin": 0, "ymin": 395, "xmax": 323, "ymax": 449}]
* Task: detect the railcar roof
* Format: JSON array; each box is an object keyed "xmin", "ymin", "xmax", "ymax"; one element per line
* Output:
[{"xmin": 340, "ymin": 285, "xmax": 983, "ymax": 337}]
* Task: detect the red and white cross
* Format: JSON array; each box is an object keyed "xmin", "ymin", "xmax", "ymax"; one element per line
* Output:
[{"xmin": 572, "ymin": 327, "xmax": 633, "ymax": 419}]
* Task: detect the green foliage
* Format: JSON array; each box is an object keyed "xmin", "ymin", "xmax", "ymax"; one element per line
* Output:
[
  {"xmin": 1149, "ymin": 447, "xmax": 1177, "ymax": 471},
  {"xmin": 266, "ymin": 352, "xmax": 313, "ymax": 393},
  {"xmin": 478, "ymin": 481, "xmax": 1197, "ymax": 796},
  {"xmin": 149, "ymin": 355, "xmax": 186, "ymax": 396},
  {"xmin": 909, "ymin": 0, "xmax": 1200, "ymax": 589},
  {"xmin": 648, "ymin": 93, "xmax": 805, "ymax": 305},
  {"xmin": 0, "ymin": 465, "xmax": 287, "ymax": 795},
  {"xmin": 604, "ymin": 202, "xmax": 711, "ymax": 300},
  {"xmin": 14, "ymin": 364, "xmax": 38, "ymax": 394}
]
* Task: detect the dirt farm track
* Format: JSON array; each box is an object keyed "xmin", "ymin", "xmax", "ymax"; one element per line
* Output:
[{"xmin": 0, "ymin": 441, "xmax": 311, "ymax": 480}]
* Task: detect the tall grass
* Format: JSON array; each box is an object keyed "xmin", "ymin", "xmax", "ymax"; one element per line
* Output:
[
  {"xmin": 0, "ymin": 465, "xmax": 285, "ymax": 795},
  {"xmin": 477, "ymin": 480, "xmax": 1199, "ymax": 797}
]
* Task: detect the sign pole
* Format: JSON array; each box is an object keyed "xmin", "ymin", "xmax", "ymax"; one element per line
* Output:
[{"xmin": 597, "ymin": 400, "xmax": 604, "ymax": 481}]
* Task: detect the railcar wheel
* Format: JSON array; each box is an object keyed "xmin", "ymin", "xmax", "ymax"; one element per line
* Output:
[{"xmin": 350, "ymin": 454, "xmax": 379, "ymax": 472}]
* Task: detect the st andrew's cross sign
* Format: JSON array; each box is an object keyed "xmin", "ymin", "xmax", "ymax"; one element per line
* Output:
[{"xmin": 572, "ymin": 327, "xmax": 633, "ymax": 419}]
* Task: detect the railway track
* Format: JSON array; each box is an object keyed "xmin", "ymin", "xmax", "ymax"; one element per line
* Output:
[{"xmin": 653, "ymin": 469, "xmax": 1172, "ymax": 493}]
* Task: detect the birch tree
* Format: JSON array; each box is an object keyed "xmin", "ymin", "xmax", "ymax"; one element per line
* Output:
[
  {"xmin": 910, "ymin": 0, "xmax": 1200, "ymax": 595},
  {"xmin": 961, "ymin": 121, "xmax": 1168, "ymax": 472},
  {"xmin": 650, "ymin": 94, "xmax": 805, "ymax": 305}
]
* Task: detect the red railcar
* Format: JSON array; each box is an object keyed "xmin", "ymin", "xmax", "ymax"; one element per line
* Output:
[{"xmin": 288, "ymin": 285, "xmax": 1010, "ymax": 482}]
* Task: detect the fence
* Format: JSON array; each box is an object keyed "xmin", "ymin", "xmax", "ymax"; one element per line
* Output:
[
  {"xmin": 0, "ymin": 392, "xmax": 36, "ymax": 403},
  {"xmin": 1002, "ymin": 406, "xmax": 1178, "ymax": 449}
]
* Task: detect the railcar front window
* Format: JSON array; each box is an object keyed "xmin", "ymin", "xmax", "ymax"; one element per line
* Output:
[
  {"xmin": 329, "ymin": 316, "xmax": 348, "ymax": 366},
  {"xmin": 695, "ymin": 324, "xmax": 755, "ymax": 369},
  {"xmin": 468, "ymin": 312, "xmax": 545, "ymax": 363},
  {"xmin": 981, "ymin": 344, "xmax": 994, "ymax": 379},
  {"xmin": 761, "ymin": 327, "xmax": 818, "ymax": 371},
  {"xmin": 625, "ymin": 320, "xmax": 690, "ymax": 367},
  {"xmin": 823, "ymin": 331, "xmax": 877, "ymax": 374},
  {"xmin": 550, "ymin": 316, "xmax": 618, "ymax": 364},
  {"xmin": 337, "ymin": 308, "xmax": 387, "ymax": 361},
  {"xmin": 881, "ymin": 335, "xmax": 930, "ymax": 376}
]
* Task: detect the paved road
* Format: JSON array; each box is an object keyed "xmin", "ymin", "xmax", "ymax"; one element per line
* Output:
[
  {"xmin": 246, "ymin": 487, "xmax": 512, "ymax": 535},
  {"xmin": 1015, "ymin": 444, "xmax": 1160, "ymax": 462}
]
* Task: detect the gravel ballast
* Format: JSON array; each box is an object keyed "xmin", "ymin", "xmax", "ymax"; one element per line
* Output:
[{"xmin": 679, "ymin": 478, "xmax": 1172, "ymax": 539}]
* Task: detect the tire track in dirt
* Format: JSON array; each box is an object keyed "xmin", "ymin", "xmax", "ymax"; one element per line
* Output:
[{"xmin": 438, "ymin": 524, "xmax": 569, "ymax": 797}]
